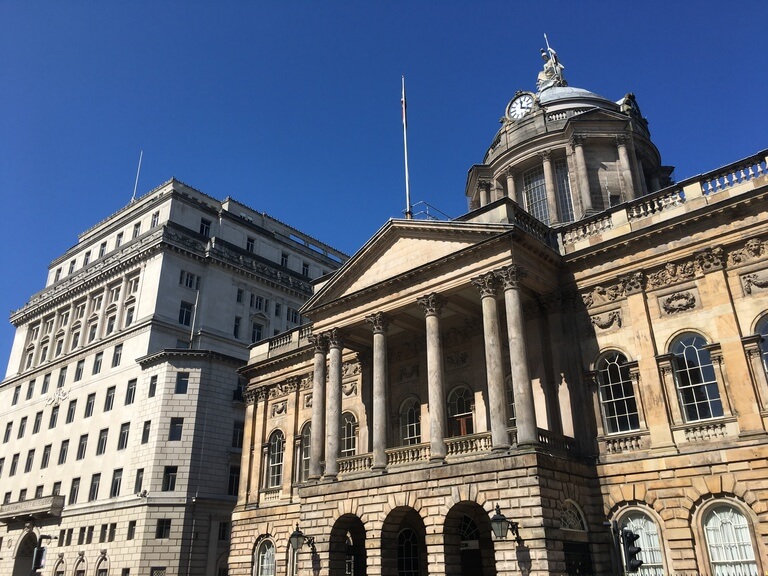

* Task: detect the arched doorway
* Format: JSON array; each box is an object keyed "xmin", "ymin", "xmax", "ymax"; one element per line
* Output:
[
  {"xmin": 381, "ymin": 507, "xmax": 427, "ymax": 576},
  {"xmin": 329, "ymin": 514, "xmax": 366, "ymax": 576},
  {"xmin": 444, "ymin": 502, "xmax": 496, "ymax": 576},
  {"xmin": 12, "ymin": 531, "xmax": 37, "ymax": 576}
]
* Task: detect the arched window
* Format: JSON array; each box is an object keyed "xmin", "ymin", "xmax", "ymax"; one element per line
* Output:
[
  {"xmin": 703, "ymin": 505, "xmax": 758, "ymax": 576},
  {"xmin": 756, "ymin": 316, "xmax": 768, "ymax": 380},
  {"xmin": 447, "ymin": 386, "xmax": 473, "ymax": 436},
  {"xmin": 267, "ymin": 431, "xmax": 284, "ymax": 488},
  {"xmin": 399, "ymin": 398, "xmax": 421, "ymax": 446},
  {"xmin": 253, "ymin": 540, "xmax": 276, "ymax": 576},
  {"xmin": 341, "ymin": 412, "xmax": 357, "ymax": 457},
  {"xmin": 670, "ymin": 333, "xmax": 723, "ymax": 422},
  {"xmin": 397, "ymin": 528, "xmax": 420, "ymax": 576},
  {"xmin": 597, "ymin": 352, "xmax": 639, "ymax": 433},
  {"xmin": 621, "ymin": 512, "xmax": 664, "ymax": 576},
  {"xmin": 297, "ymin": 423, "xmax": 311, "ymax": 483}
]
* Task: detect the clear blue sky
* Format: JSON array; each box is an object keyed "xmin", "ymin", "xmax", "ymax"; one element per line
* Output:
[{"xmin": 1, "ymin": 1, "xmax": 766, "ymax": 376}]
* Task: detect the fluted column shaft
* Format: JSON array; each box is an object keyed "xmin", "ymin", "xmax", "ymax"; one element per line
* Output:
[
  {"xmin": 472, "ymin": 272, "xmax": 510, "ymax": 450},
  {"xmin": 324, "ymin": 329, "xmax": 344, "ymax": 479},
  {"xmin": 308, "ymin": 334, "xmax": 328, "ymax": 480},
  {"xmin": 418, "ymin": 293, "xmax": 447, "ymax": 461},
  {"xmin": 498, "ymin": 265, "xmax": 537, "ymax": 445},
  {"xmin": 367, "ymin": 312, "xmax": 390, "ymax": 470}
]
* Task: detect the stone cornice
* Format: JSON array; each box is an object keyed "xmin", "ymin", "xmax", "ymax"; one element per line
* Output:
[{"xmin": 137, "ymin": 348, "xmax": 246, "ymax": 368}]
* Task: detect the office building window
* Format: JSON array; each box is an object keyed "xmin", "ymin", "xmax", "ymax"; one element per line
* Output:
[
  {"xmin": 149, "ymin": 375, "xmax": 157, "ymax": 398},
  {"xmin": 302, "ymin": 261, "xmax": 310, "ymax": 276},
  {"xmin": 84, "ymin": 393, "xmax": 96, "ymax": 417},
  {"xmin": 26, "ymin": 379, "xmax": 35, "ymax": 400},
  {"xmin": 179, "ymin": 301, "xmax": 193, "ymax": 326},
  {"xmin": 3, "ymin": 422, "xmax": 11, "ymax": 443},
  {"xmin": 77, "ymin": 435, "xmax": 88, "ymax": 460},
  {"xmin": 35, "ymin": 485, "xmax": 44, "ymax": 499},
  {"xmin": 116, "ymin": 232, "xmax": 123, "ymax": 247},
  {"xmin": 118, "ymin": 423, "xmax": 130, "ymax": 450},
  {"xmin": 280, "ymin": 252, "xmax": 288, "ymax": 267},
  {"xmin": 99, "ymin": 241, "xmax": 107, "ymax": 257},
  {"xmin": 134, "ymin": 468, "xmax": 144, "ymax": 494},
  {"xmin": 104, "ymin": 386, "xmax": 115, "ymax": 411},
  {"xmin": 32, "ymin": 411, "xmax": 42, "ymax": 434},
  {"xmin": 17, "ymin": 416, "xmax": 27, "ymax": 438},
  {"xmin": 133, "ymin": 222, "xmax": 141, "ymax": 238},
  {"xmin": 125, "ymin": 379, "xmax": 136, "ymax": 405},
  {"xmin": 251, "ymin": 322, "xmax": 263, "ymax": 344},
  {"xmin": 106, "ymin": 315, "xmax": 116, "ymax": 335},
  {"xmin": 41, "ymin": 444, "xmax": 51, "ymax": 469},
  {"xmin": 69, "ymin": 477, "xmax": 80, "ymax": 504},
  {"xmin": 88, "ymin": 323, "xmax": 98, "ymax": 343},
  {"xmin": 127, "ymin": 520, "xmax": 137, "ymax": 540},
  {"xmin": 156, "ymin": 519, "xmax": 172, "ymax": 539},
  {"xmin": 179, "ymin": 270, "xmax": 200, "ymax": 289},
  {"xmin": 125, "ymin": 306, "xmax": 134, "ymax": 327},
  {"xmin": 671, "ymin": 333, "xmax": 723, "ymax": 422},
  {"xmin": 93, "ymin": 352, "xmax": 103, "ymax": 374},
  {"xmin": 97, "ymin": 429, "xmax": 109, "ymax": 455},
  {"xmin": 110, "ymin": 469, "xmax": 123, "ymax": 497},
  {"xmin": 234, "ymin": 316, "xmax": 241, "ymax": 338},
  {"xmin": 199, "ymin": 218, "xmax": 211, "ymax": 237},
  {"xmin": 228, "ymin": 465, "xmax": 240, "ymax": 496},
  {"xmin": 112, "ymin": 344, "xmax": 123, "ymax": 367},
  {"xmin": 66, "ymin": 400, "xmax": 77, "ymax": 424},
  {"xmin": 246, "ymin": 236, "xmax": 255, "ymax": 252},
  {"xmin": 24, "ymin": 449, "xmax": 35, "ymax": 473},
  {"xmin": 168, "ymin": 418, "xmax": 183, "ymax": 441},
  {"xmin": 151, "ymin": 211, "xmax": 160, "ymax": 227},
  {"xmin": 142, "ymin": 420, "xmax": 151, "ymax": 444},
  {"xmin": 287, "ymin": 307, "xmax": 299, "ymax": 324},
  {"xmin": 162, "ymin": 466, "xmax": 178, "ymax": 491},
  {"xmin": 274, "ymin": 303, "xmax": 281, "ymax": 318},
  {"xmin": 83, "ymin": 251, "xmax": 91, "ymax": 266},
  {"xmin": 49, "ymin": 405, "xmax": 59, "ymax": 429},
  {"xmin": 236, "ymin": 288, "xmax": 244, "ymax": 303},
  {"xmin": 74, "ymin": 360, "xmax": 84, "ymax": 381},
  {"xmin": 58, "ymin": 440, "xmax": 69, "ymax": 465},
  {"xmin": 41, "ymin": 373, "xmax": 51, "ymax": 394},
  {"xmin": 175, "ymin": 372, "xmax": 189, "ymax": 394},
  {"xmin": 232, "ymin": 421, "xmax": 244, "ymax": 449},
  {"xmin": 88, "ymin": 473, "xmax": 101, "ymax": 501},
  {"xmin": 57, "ymin": 367, "xmax": 67, "ymax": 388}
]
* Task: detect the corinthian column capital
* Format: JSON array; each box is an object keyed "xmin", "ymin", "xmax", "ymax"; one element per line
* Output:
[{"xmin": 496, "ymin": 264, "xmax": 526, "ymax": 290}]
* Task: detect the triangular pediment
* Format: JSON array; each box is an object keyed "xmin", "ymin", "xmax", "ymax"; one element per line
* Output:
[{"xmin": 304, "ymin": 219, "xmax": 512, "ymax": 312}]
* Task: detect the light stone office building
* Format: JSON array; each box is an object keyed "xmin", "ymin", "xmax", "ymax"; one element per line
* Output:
[
  {"xmin": 230, "ymin": 51, "xmax": 768, "ymax": 575},
  {"xmin": 0, "ymin": 179, "xmax": 347, "ymax": 576}
]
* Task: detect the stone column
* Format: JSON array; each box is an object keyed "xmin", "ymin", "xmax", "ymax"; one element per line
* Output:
[
  {"xmin": 616, "ymin": 135, "xmax": 636, "ymax": 201},
  {"xmin": 366, "ymin": 312, "xmax": 390, "ymax": 470},
  {"xmin": 324, "ymin": 328, "xmax": 344, "ymax": 479},
  {"xmin": 478, "ymin": 179, "xmax": 491, "ymax": 207},
  {"xmin": 240, "ymin": 390, "xmax": 257, "ymax": 504},
  {"xmin": 417, "ymin": 293, "xmax": 447, "ymax": 461},
  {"xmin": 308, "ymin": 333, "xmax": 328, "ymax": 480},
  {"xmin": 497, "ymin": 265, "xmax": 537, "ymax": 445},
  {"xmin": 570, "ymin": 135, "xmax": 592, "ymax": 215},
  {"xmin": 505, "ymin": 167, "xmax": 518, "ymax": 203},
  {"xmin": 471, "ymin": 272, "xmax": 510, "ymax": 450},
  {"xmin": 540, "ymin": 150, "xmax": 559, "ymax": 225}
]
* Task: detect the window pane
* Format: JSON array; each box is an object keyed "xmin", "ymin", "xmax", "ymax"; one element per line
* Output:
[
  {"xmin": 598, "ymin": 352, "xmax": 640, "ymax": 433},
  {"xmin": 671, "ymin": 334, "xmax": 723, "ymax": 422},
  {"xmin": 704, "ymin": 506, "xmax": 758, "ymax": 576}
]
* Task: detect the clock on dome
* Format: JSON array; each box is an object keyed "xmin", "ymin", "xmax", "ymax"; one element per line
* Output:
[{"xmin": 506, "ymin": 92, "xmax": 536, "ymax": 121}]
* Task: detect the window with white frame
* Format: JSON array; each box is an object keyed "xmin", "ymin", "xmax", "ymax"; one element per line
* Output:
[
  {"xmin": 522, "ymin": 164, "xmax": 549, "ymax": 224},
  {"xmin": 254, "ymin": 540, "xmax": 276, "ymax": 576},
  {"xmin": 298, "ymin": 422, "xmax": 311, "ymax": 482},
  {"xmin": 703, "ymin": 505, "xmax": 758, "ymax": 576},
  {"xmin": 267, "ymin": 430, "xmax": 284, "ymax": 488},
  {"xmin": 341, "ymin": 412, "xmax": 357, "ymax": 457},
  {"xmin": 399, "ymin": 398, "xmax": 421, "ymax": 446},
  {"xmin": 621, "ymin": 512, "xmax": 665, "ymax": 576},
  {"xmin": 670, "ymin": 333, "xmax": 723, "ymax": 422},
  {"xmin": 597, "ymin": 351, "xmax": 640, "ymax": 433}
]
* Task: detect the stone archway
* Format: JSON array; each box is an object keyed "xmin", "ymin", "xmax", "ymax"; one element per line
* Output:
[
  {"xmin": 329, "ymin": 513, "xmax": 367, "ymax": 576},
  {"xmin": 380, "ymin": 506, "xmax": 427, "ymax": 576},
  {"xmin": 12, "ymin": 531, "xmax": 37, "ymax": 576},
  {"xmin": 444, "ymin": 502, "xmax": 496, "ymax": 576}
]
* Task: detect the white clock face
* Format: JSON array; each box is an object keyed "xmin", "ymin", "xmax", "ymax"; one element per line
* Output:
[{"xmin": 508, "ymin": 94, "xmax": 534, "ymax": 120}]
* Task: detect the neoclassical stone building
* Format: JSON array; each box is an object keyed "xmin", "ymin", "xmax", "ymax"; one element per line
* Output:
[{"xmin": 230, "ymin": 51, "xmax": 768, "ymax": 576}]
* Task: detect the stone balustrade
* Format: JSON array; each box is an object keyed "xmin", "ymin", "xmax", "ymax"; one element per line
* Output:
[
  {"xmin": 683, "ymin": 421, "xmax": 727, "ymax": 442},
  {"xmin": 537, "ymin": 428, "xmax": 576, "ymax": 453},
  {"xmin": 601, "ymin": 431, "xmax": 648, "ymax": 455},
  {"xmin": 338, "ymin": 453, "xmax": 373, "ymax": 475},
  {"xmin": 386, "ymin": 443, "xmax": 431, "ymax": 466},
  {"xmin": 445, "ymin": 432, "xmax": 492, "ymax": 456},
  {"xmin": 261, "ymin": 488, "xmax": 281, "ymax": 503}
]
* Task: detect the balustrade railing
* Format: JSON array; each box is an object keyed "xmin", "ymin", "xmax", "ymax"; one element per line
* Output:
[
  {"xmin": 602, "ymin": 432, "xmax": 646, "ymax": 454},
  {"xmin": 700, "ymin": 155, "xmax": 767, "ymax": 196},
  {"xmin": 338, "ymin": 453, "xmax": 373, "ymax": 474},
  {"xmin": 445, "ymin": 432, "xmax": 492, "ymax": 456},
  {"xmin": 537, "ymin": 428, "xmax": 576, "ymax": 452},
  {"xmin": 260, "ymin": 488, "xmax": 281, "ymax": 503},
  {"xmin": 627, "ymin": 189, "xmax": 685, "ymax": 221},
  {"xmin": 684, "ymin": 421, "xmax": 727, "ymax": 442},
  {"xmin": 386, "ymin": 443, "xmax": 431, "ymax": 466}
]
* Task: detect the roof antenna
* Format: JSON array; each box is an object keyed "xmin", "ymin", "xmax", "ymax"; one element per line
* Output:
[{"xmin": 131, "ymin": 150, "xmax": 143, "ymax": 203}]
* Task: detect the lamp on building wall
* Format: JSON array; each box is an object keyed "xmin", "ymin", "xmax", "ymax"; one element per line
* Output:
[
  {"xmin": 490, "ymin": 504, "xmax": 522, "ymax": 543},
  {"xmin": 289, "ymin": 524, "xmax": 316, "ymax": 554}
]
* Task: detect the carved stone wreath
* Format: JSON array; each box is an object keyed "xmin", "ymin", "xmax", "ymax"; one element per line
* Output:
[
  {"xmin": 660, "ymin": 291, "xmax": 696, "ymax": 314},
  {"xmin": 743, "ymin": 272, "xmax": 768, "ymax": 295}
]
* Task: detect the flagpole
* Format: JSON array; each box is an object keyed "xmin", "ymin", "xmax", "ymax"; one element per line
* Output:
[
  {"xmin": 131, "ymin": 150, "xmax": 143, "ymax": 203},
  {"xmin": 401, "ymin": 76, "xmax": 412, "ymax": 220}
]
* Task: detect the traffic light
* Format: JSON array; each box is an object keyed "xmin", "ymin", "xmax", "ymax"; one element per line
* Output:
[{"xmin": 621, "ymin": 528, "xmax": 643, "ymax": 573}]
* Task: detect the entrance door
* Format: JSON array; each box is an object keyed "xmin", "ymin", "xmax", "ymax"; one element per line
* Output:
[
  {"xmin": 460, "ymin": 544, "xmax": 482, "ymax": 576},
  {"xmin": 12, "ymin": 533, "xmax": 37, "ymax": 576}
]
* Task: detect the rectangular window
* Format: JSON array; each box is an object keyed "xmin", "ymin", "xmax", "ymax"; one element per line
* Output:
[
  {"xmin": 74, "ymin": 302, "xmax": 86, "ymax": 320},
  {"xmin": 133, "ymin": 222, "xmax": 141, "ymax": 238},
  {"xmin": 74, "ymin": 360, "xmax": 84, "ymax": 381},
  {"xmin": 41, "ymin": 373, "xmax": 51, "ymax": 394},
  {"xmin": 3, "ymin": 422, "xmax": 11, "ymax": 443},
  {"xmin": 100, "ymin": 524, "xmax": 107, "ymax": 543},
  {"xmin": 65, "ymin": 528, "xmax": 73, "ymax": 546},
  {"xmin": 40, "ymin": 345, "xmax": 49, "ymax": 363},
  {"xmin": 96, "ymin": 429, "xmax": 108, "ymax": 455},
  {"xmin": 49, "ymin": 405, "xmax": 59, "ymax": 429},
  {"xmin": 84, "ymin": 393, "xmax": 95, "ymax": 417},
  {"xmin": 127, "ymin": 520, "xmax": 136, "ymax": 540},
  {"xmin": 54, "ymin": 337, "xmax": 64, "ymax": 356},
  {"xmin": 99, "ymin": 241, "xmax": 107, "ymax": 258},
  {"xmin": 236, "ymin": 288, "xmax": 244, "ymax": 303},
  {"xmin": 302, "ymin": 261, "xmax": 310, "ymax": 276},
  {"xmin": 522, "ymin": 164, "xmax": 550, "ymax": 224},
  {"xmin": 232, "ymin": 421, "xmax": 244, "ymax": 449},
  {"xmin": 26, "ymin": 380, "xmax": 35, "ymax": 400},
  {"xmin": 24, "ymin": 449, "xmax": 35, "ymax": 473},
  {"xmin": 58, "ymin": 440, "xmax": 68, "ymax": 465},
  {"xmin": 162, "ymin": 466, "xmax": 177, "ymax": 491},
  {"xmin": 78, "ymin": 527, "xmax": 86, "ymax": 545},
  {"xmin": 32, "ymin": 411, "xmax": 42, "ymax": 434},
  {"xmin": 287, "ymin": 307, "xmax": 299, "ymax": 324},
  {"xmin": 228, "ymin": 465, "xmax": 241, "ymax": 496},
  {"xmin": 179, "ymin": 301, "xmax": 193, "ymax": 326},
  {"xmin": 35, "ymin": 485, "xmax": 44, "ymax": 498},
  {"xmin": 148, "ymin": 375, "xmax": 157, "ymax": 398},
  {"xmin": 142, "ymin": 421, "xmax": 151, "ymax": 444},
  {"xmin": 53, "ymin": 481, "xmax": 61, "ymax": 495},
  {"xmin": 70, "ymin": 331, "xmax": 80, "ymax": 350},
  {"xmin": 93, "ymin": 352, "xmax": 103, "ymax": 374},
  {"xmin": 125, "ymin": 306, "xmax": 134, "ymax": 327},
  {"xmin": 280, "ymin": 252, "xmax": 288, "ymax": 267},
  {"xmin": 233, "ymin": 316, "xmax": 241, "ymax": 338},
  {"xmin": 251, "ymin": 322, "xmax": 263, "ymax": 343},
  {"xmin": 128, "ymin": 276, "xmax": 140, "ymax": 293},
  {"xmin": 218, "ymin": 521, "xmax": 229, "ymax": 541},
  {"xmin": 17, "ymin": 416, "xmax": 26, "ymax": 438},
  {"xmin": 41, "ymin": 445, "xmax": 51, "ymax": 469},
  {"xmin": 69, "ymin": 478, "xmax": 80, "ymax": 504},
  {"xmin": 19, "ymin": 489, "xmax": 27, "ymax": 501},
  {"xmin": 104, "ymin": 386, "xmax": 115, "ymax": 411},
  {"xmin": 109, "ymin": 285, "xmax": 121, "ymax": 303},
  {"xmin": 105, "ymin": 315, "xmax": 116, "ymax": 335},
  {"xmin": 179, "ymin": 270, "xmax": 200, "ymax": 289},
  {"xmin": 110, "ymin": 469, "xmax": 122, "ymax": 497},
  {"xmin": 69, "ymin": 259, "xmax": 76, "ymax": 274},
  {"xmin": 83, "ymin": 251, "xmax": 91, "ymax": 266},
  {"xmin": 175, "ymin": 372, "xmax": 189, "ymax": 394},
  {"xmin": 77, "ymin": 435, "xmax": 88, "ymax": 460},
  {"xmin": 274, "ymin": 302, "xmax": 281, "ymax": 318},
  {"xmin": 118, "ymin": 423, "xmax": 130, "ymax": 450},
  {"xmin": 88, "ymin": 473, "xmax": 101, "ymax": 501},
  {"xmin": 125, "ymin": 379, "xmax": 136, "ymax": 405},
  {"xmin": 55, "ymin": 267, "xmax": 61, "ymax": 281},
  {"xmin": 86, "ymin": 525, "xmax": 94, "ymax": 544},
  {"xmin": 156, "ymin": 519, "xmax": 172, "ymax": 539},
  {"xmin": 199, "ymin": 218, "xmax": 211, "ymax": 237},
  {"xmin": 116, "ymin": 232, "xmax": 123, "ymax": 247},
  {"xmin": 168, "ymin": 418, "xmax": 183, "ymax": 441},
  {"xmin": 246, "ymin": 237, "xmax": 255, "ymax": 252},
  {"xmin": 66, "ymin": 400, "xmax": 77, "ymax": 424},
  {"xmin": 3, "ymin": 492, "xmax": 10, "ymax": 504},
  {"xmin": 134, "ymin": 468, "xmax": 144, "ymax": 493},
  {"xmin": 112, "ymin": 344, "xmax": 122, "ymax": 367},
  {"xmin": 57, "ymin": 367, "xmax": 67, "ymax": 388}
]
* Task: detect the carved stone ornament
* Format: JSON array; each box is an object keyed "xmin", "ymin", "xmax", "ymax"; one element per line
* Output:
[
  {"xmin": 366, "ymin": 312, "xmax": 390, "ymax": 334},
  {"xmin": 342, "ymin": 361, "xmax": 361, "ymax": 378},
  {"xmin": 271, "ymin": 401, "xmax": 287, "ymax": 417},
  {"xmin": 342, "ymin": 382, "xmax": 358, "ymax": 397},
  {"xmin": 472, "ymin": 272, "xmax": 499, "ymax": 297},
  {"xmin": 743, "ymin": 272, "xmax": 768, "ymax": 295},
  {"xmin": 728, "ymin": 237, "xmax": 766, "ymax": 266},
  {"xmin": 269, "ymin": 377, "xmax": 299, "ymax": 399},
  {"xmin": 646, "ymin": 261, "xmax": 696, "ymax": 290},
  {"xmin": 390, "ymin": 340, "xmax": 421, "ymax": 362},
  {"xmin": 417, "ymin": 293, "xmax": 444, "ymax": 316},
  {"xmin": 694, "ymin": 246, "xmax": 724, "ymax": 273},
  {"xmin": 590, "ymin": 310, "xmax": 622, "ymax": 330},
  {"xmin": 496, "ymin": 264, "xmax": 526, "ymax": 290},
  {"xmin": 445, "ymin": 350, "xmax": 470, "ymax": 370},
  {"xmin": 660, "ymin": 291, "xmax": 697, "ymax": 315},
  {"xmin": 304, "ymin": 393, "xmax": 312, "ymax": 408},
  {"xmin": 581, "ymin": 281, "xmax": 625, "ymax": 309},
  {"xmin": 308, "ymin": 333, "xmax": 329, "ymax": 352},
  {"xmin": 327, "ymin": 328, "xmax": 346, "ymax": 349},
  {"xmin": 45, "ymin": 388, "xmax": 68, "ymax": 406},
  {"xmin": 398, "ymin": 364, "xmax": 419, "ymax": 382},
  {"xmin": 443, "ymin": 318, "xmax": 483, "ymax": 347},
  {"xmin": 620, "ymin": 272, "xmax": 645, "ymax": 295},
  {"xmin": 300, "ymin": 373, "xmax": 313, "ymax": 389},
  {"xmin": 243, "ymin": 389, "xmax": 257, "ymax": 404}
]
